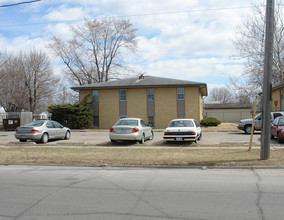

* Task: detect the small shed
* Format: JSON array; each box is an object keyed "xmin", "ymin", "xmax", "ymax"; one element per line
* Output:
[{"xmin": 204, "ymin": 103, "xmax": 251, "ymax": 122}]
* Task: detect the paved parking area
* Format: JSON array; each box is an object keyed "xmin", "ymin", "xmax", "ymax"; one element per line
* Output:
[{"xmin": 0, "ymin": 129, "xmax": 275, "ymax": 147}]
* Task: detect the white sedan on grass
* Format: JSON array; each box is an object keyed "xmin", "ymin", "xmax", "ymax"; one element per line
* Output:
[
  {"xmin": 109, "ymin": 118, "xmax": 154, "ymax": 144},
  {"xmin": 163, "ymin": 119, "xmax": 202, "ymax": 143}
]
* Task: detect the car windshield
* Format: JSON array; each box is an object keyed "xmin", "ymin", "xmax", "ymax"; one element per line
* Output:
[
  {"xmin": 24, "ymin": 121, "xmax": 44, "ymax": 127},
  {"xmin": 169, "ymin": 120, "xmax": 194, "ymax": 127},
  {"xmin": 279, "ymin": 118, "xmax": 284, "ymax": 126},
  {"xmin": 255, "ymin": 113, "xmax": 262, "ymax": 120},
  {"xmin": 115, "ymin": 119, "xmax": 138, "ymax": 126}
]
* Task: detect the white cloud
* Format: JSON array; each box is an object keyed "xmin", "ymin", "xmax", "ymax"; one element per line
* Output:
[
  {"xmin": 43, "ymin": 5, "xmax": 85, "ymax": 21},
  {"xmin": 0, "ymin": 0, "xmax": 258, "ymax": 86}
]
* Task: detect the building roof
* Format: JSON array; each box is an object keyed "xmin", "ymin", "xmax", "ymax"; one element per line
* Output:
[
  {"xmin": 204, "ymin": 103, "xmax": 251, "ymax": 109},
  {"xmin": 272, "ymin": 83, "xmax": 284, "ymax": 91},
  {"xmin": 71, "ymin": 75, "xmax": 208, "ymax": 96}
]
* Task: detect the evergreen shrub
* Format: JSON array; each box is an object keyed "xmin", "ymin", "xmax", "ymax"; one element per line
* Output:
[
  {"xmin": 200, "ymin": 117, "xmax": 221, "ymax": 127},
  {"xmin": 48, "ymin": 96, "xmax": 93, "ymax": 129}
]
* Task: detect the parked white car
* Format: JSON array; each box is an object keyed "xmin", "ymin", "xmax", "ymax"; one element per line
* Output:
[
  {"xmin": 109, "ymin": 118, "xmax": 154, "ymax": 144},
  {"xmin": 163, "ymin": 119, "xmax": 202, "ymax": 143}
]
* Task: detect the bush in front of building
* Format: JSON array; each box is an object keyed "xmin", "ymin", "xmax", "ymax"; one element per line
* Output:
[
  {"xmin": 200, "ymin": 117, "xmax": 221, "ymax": 127},
  {"xmin": 48, "ymin": 96, "xmax": 93, "ymax": 129}
]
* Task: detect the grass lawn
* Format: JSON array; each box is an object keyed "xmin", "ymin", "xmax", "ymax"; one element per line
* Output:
[{"xmin": 1, "ymin": 147, "xmax": 284, "ymax": 167}]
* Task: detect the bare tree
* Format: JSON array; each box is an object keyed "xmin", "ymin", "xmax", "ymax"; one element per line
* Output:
[
  {"xmin": 207, "ymin": 87, "xmax": 234, "ymax": 104},
  {"xmin": 0, "ymin": 49, "xmax": 60, "ymax": 113},
  {"xmin": 0, "ymin": 53, "xmax": 23, "ymax": 111},
  {"xmin": 54, "ymin": 86, "xmax": 78, "ymax": 105},
  {"xmin": 233, "ymin": 0, "xmax": 284, "ymax": 97},
  {"xmin": 47, "ymin": 18, "xmax": 138, "ymax": 85}
]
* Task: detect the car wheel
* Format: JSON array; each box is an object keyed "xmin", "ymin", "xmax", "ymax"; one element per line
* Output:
[
  {"xmin": 64, "ymin": 131, "xmax": 71, "ymax": 140},
  {"xmin": 277, "ymin": 133, "xmax": 282, "ymax": 143},
  {"xmin": 139, "ymin": 134, "xmax": 145, "ymax": 144},
  {"xmin": 244, "ymin": 125, "xmax": 252, "ymax": 134},
  {"xmin": 198, "ymin": 132, "xmax": 202, "ymax": 140},
  {"xmin": 149, "ymin": 131, "xmax": 154, "ymax": 140},
  {"xmin": 40, "ymin": 133, "xmax": 49, "ymax": 143}
]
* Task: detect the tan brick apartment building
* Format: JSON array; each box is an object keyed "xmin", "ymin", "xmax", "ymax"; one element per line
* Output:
[
  {"xmin": 72, "ymin": 75, "xmax": 207, "ymax": 129},
  {"xmin": 272, "ymin": 84, "xmax": 284, "ymax": 111}
]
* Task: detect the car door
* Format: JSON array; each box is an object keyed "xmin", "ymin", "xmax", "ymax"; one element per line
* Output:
[
  {"xmin": 141, "ymin": 120, "xmax": 151, "ymax": 139},
  {"xmin": 194, "ymin": 120, "xmax": 201, "ymax": 137},
  {"xmin": 53, "ymin": 121, "xmax": 65, "ymax": 138},
  {"xmin": 46, "ymin": 121, "xmax": 56, "ymax": 139},
  {"xmin": 254, "ymin": 114, "xmax": 262, "ymax": 129}
]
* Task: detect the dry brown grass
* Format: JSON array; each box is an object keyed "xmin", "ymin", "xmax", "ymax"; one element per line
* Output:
[
  {"xmin": 1, "ymin": 147, "xmax": 284, "ymax": 167},
  {"xmin": 201, "ymin": 122, "xmax": 238, "ymax": 132}
]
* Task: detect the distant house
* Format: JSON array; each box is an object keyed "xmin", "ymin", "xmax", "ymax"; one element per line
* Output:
[
  {"xmin": 272, "ymin": 84, "xmax": 284, "ymax": 111},
  {"xmin": 204, "ymin": 103, "xmax": 251, "ymax": 122},
  {"xmin": 33, "ymin": 112, "xmax": 50, "ymax": 120},
  {"xmin": 0, "ymin": 106, "xmax": 5, "ymax": 114},
  {"xmin": 72, "ymin": 75, "xmax": 207, "ymax": 129}
]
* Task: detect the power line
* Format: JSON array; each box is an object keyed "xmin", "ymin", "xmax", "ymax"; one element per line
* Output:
[
  {"xmin": 0, "ymin": 5, "xmax": 254, "ymax": 28},
  {"xmin": 0, "ymin": 0, "xmax": 41, "ymax": 8}
]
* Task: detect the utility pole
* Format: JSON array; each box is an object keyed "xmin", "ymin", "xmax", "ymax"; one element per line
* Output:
[{"xmin": 261, "ymin": 0, "xmax": 274, "ymax": 160}]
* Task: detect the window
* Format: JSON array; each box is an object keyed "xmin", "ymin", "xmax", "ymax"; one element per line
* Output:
[
  {"xmin": 120, "ymin": 89, "xmax": 127, "ymax": 101},
  {"xmin": 140, "ymin": 120, "xmax": 147, "ymax": 127},
  {"xmin": 148, "ymin": 116, "xmax": 155, "ymax": 127},
  {"xmin": 273, "ymin": 113, "xmax": 282, "ymax": 119},
  {"xmin": 279, "ymin": 118, "xmax": 284, "ymax": 126},
  {"xmin": 169, "ymin": 120, "xmax": 194, "ymax": 127},
  {"xmin": 53, "ymin": 121, "xmax": 63, "ymax": 128},
  {"xmin": 46, "ymin": 121, "xmax": 54, "ymax": 128},
  {"xmin": 92, "ymin": 90, "xmax": 99, "ymax": 102},
  {"xmin": 93, "ymin": 116, "xmax": 99, "ymax": 128},
  {"xmin": 147, "ymin": 88, "xmax": 154, "ymax": 101},
  {"xmin": 177, "ymin": 88, "xmax": 184, "ymax": 100},
  {"xmin": 116, "ymin": 119, "xmax": 138, "ymax": 126}
]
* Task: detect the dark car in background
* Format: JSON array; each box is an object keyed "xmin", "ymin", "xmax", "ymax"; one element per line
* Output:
[
  {"xmin": 15, "ymin": 120, "xmax": 71, "ymax": 143},
  {"xmin": 271, "ymin": 116, "xmax": 284, "ymax": 143}
]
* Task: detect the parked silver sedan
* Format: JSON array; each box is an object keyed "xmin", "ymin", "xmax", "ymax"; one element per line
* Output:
[
  {"xmin": 163, "ymin": 119, "xmax": 202, "ymax": 143},
  {"xmin": 109, "ymin": 118, "xmax": 154, "ymax": 144},
  {"xmin": 15, "ymin": 120, "xmax": 71, "ymax": 143}
]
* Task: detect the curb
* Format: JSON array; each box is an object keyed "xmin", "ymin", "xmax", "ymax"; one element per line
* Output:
[{"xmin": 1, "ymin": 163, "xmax": 284, "ymax": 170}]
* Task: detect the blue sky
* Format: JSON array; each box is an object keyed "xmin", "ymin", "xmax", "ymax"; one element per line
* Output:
[{"xmin": 0, "ymin": 0, "xmax": 262, "ymax": 91}]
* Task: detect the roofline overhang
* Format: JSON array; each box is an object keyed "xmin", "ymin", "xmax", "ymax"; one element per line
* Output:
[
  {"xmin": 71, "ymin": 83, "xmax": 208, "ymax": 95},
  {"xmin": 272, "ymin": 83, "xmax": 284, "ymax": 91}
]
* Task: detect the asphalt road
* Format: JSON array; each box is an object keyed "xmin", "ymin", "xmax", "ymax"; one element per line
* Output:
[
  {"xmin": 0, "ymin": 130, "xmax": 266, "ymax": 146},
  {"xmin": 0, "ymin": 165, "xmax": 284, "ymax": 220}
]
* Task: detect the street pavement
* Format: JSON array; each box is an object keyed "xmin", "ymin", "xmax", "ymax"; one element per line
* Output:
[{"xmin": 0, "ymin": 165, "xmax": 284, "ymax": 220}]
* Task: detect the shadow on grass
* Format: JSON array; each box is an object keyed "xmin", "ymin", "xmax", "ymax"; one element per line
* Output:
[
  {"xmin": 184, "ymin": 158, "xmax": 262, "ymax": 167},
  {"xmin": 153, "ymin": 140, "xmax": 196, "ymax": 147},
  {"xmin": 227, "ymin": 132, "xmax": 261, "ymax": 136}
]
